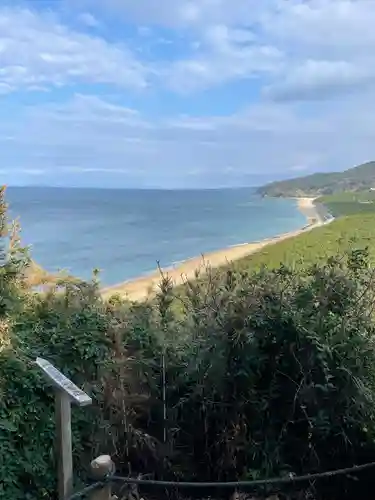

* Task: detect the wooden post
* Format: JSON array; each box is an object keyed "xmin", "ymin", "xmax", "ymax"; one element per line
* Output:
[
  {"xmin": 36, "ymin": 357, "xmax": 92, "ymax": 500},
  {"xmin": 89, "ymin": 455, "xmax": 115, "ymax": 500},
  {"xmin": 55, "ymin": 391, "xmax": 73, "ymax": 499}
]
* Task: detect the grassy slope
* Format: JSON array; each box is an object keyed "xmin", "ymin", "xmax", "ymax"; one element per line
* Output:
[
  {"xmin": 317, "ymin": 190, "xmax": 375, "ymax": 217},
  {"xmin": 235, "ymin": 214, "xmax": 374, "ymax": 271},
  {"xmin": 256, "ymin": 161, "xmax": 375, "ymax": 197},
  {"xmin": 232, "ymin": 192, "xmax": 375, "ymax": 272}
]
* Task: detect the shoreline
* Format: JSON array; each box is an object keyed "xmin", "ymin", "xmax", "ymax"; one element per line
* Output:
[{"xmin": 101, "ymin": 197, "xmax": 326, "ymax": 302}]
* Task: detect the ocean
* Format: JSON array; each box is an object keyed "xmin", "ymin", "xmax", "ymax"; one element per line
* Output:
[{"xmin": 6, "ymin": 187, "xmax": 306, "ymax": 286}]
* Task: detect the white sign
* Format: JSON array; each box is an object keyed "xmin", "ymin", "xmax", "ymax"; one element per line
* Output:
[
  {"xmin": 36, "ymin": 357, "xmax": 92, "ymax": 407},
  {"xmin": 0, "ymin": 236, "xmax": 8, "ymax": 266}
]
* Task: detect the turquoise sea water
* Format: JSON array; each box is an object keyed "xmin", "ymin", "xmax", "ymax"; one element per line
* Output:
[{"xmin": 6, "ymin": 187, "xmax": 306, "ymax": 286}]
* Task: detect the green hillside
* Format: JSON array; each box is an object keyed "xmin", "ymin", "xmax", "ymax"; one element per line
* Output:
[
  {"xmin": 317, "ymin": 190, "xmax": 375, "ymax": 217},
  {"xmin": 257, "ymin": 161, "xmax": 375, "ymax": 197},
  {"xmin": 234, "ymin": 214, "xmax": 374, "ymax": 272},
  {"xmin": 230, "ymin": 190, "xmax": 375, "ymax": 272}
]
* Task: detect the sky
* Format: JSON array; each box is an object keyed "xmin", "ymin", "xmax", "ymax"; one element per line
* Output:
[{"xmin": 1, "ymin": 0, "xmax": 375, "ymax": 188}]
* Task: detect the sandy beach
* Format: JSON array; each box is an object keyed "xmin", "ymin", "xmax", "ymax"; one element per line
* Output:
[{"xmin": 101, "ymin": 198, "xmax": 324, "ymax": 302}]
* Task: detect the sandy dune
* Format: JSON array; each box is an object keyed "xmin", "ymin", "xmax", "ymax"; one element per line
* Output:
[{"xmin": 101, "ymin": 198, "xmax": 322, "ymax": 302}]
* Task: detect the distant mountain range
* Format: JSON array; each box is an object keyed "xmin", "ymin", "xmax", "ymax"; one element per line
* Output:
[{"xmin": 256, "ymin": 161, "xmax": 375, "ymax": 197}]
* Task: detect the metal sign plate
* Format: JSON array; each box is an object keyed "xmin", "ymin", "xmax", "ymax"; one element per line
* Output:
[{"xmin": 36, "ymin": 357, "xmax": 92, "ymax": 407}]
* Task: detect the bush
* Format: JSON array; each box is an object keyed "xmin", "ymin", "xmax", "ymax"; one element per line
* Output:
[
  {"xmin": 2, "ymin": 185, "xmax": 375, "ymax": 499},
  {"xmin": 158, "ymin": 255, "xmax": 375, "ymax": 477},
  {"xmin": 102, "ymin": 251, "xmax": 375, "ymax": 500},
  {"xmin": 0, "ymin": 187, "xmax": 113, "ymax": 499}
]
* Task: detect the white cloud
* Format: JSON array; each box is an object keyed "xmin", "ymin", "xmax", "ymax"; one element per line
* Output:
[
  {"xmin": 264, "ymin": 59, "xmax": 374, "ymax": 101},
  {"xmin": 259, "ymin": 0, "xmax": 375, "ymax": 101},
  {"xmin": 2, "ymin": 1, "xmax": 375, "ymax": 187},
  {"xmin": 166, "ymin": 25, "xmax": 283, "ymax": 92},
  {"xmin": 0, "ymin": 82, "xmax": 13, "ymax": 94},
  {"xmin": 81, "ymin": 0, "xmax": 259, "ymax": 28},
  {"xmin": 77, "ymin": 12, "xmax": 101, "ymax": 28},
  {"xmin": 0, "ymin": 7, "xmax": 148, "ymax": 91},
  {"xmin": 262, "ymin": 0, "xmax": 375, "ymax": 52},
  {"xmin": 5, "ymin": 1, "xmax": 375, "ymax": 97},
  {"xmin": 75, "ymin": 0, "xmax": 375, "ymax": 97},
  {"xmin": 3, "ymin": 91, "xmax": 375, "ymax": 187}
]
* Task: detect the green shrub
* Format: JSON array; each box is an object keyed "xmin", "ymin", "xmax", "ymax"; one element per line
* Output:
[
  {"xmin": 0, "ymin": 188, "xmax": 113, "ymax": 498},
  {"xmin": 100, "ymin": 249, "xmax": 375, "ymax": 500},
  {"xmin": 3, "ymin": 185, "xmax": 375, "ymax": 500},
  {"xmin": 161, "ymin": 252, "xmax": 375, "ymax": 484}
]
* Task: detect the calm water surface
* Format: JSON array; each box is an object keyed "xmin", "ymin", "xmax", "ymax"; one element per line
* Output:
[{"xmin": 6, "ymin": 187, "xmax": 306, "ymax": 285}]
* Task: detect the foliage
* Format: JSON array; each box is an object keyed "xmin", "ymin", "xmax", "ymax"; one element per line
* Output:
[
  {"xmin": 106, "ymin": 249, "xmax": 375, "ymax": 500},
  {"xmin": 168, "ymin": 255, "xmax": 375, "ymax": 482},
  {"xmin": 3, "ymin": 187, "xmax": 375, "ymax": 500},
  {"xmin": 233, "ymin": 214, "xmax": 375, "ymax": 271},
  {"xmin": 256, "ymin": 161, "xmax": 375, "ymax": 197},
  {"xmin": 318, "ymin": 191, "xmax": 375, "ymax": 217},
  {"xmin": 0, "ymin": 187, "xmax": 113, "ymax": 499}
]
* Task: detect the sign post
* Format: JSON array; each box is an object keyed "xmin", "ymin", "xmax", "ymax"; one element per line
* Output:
[{"xmin": 36, "ymin": 357, "xmax": 92, "ymax": 500}]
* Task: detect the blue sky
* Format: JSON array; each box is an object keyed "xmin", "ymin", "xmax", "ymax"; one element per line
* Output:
[{"xmin": 1, "ymin": 0, "xmax": 375, "ymax": 188}]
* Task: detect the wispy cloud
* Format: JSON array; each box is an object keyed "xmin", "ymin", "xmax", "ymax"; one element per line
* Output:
[
  {"xmin": 77, "ymin": 12, "xmax": 101, "ymax": 28},
  {"xmin": 165, "ymin": 25, "xmax": 283, "ymax": 92},
  {"xmin": 0, "ymin": 7, "xmax": 148, "ymax": 92},
  {"xmin": 84, "ymin": 0, "xmax": 375, "ymax": 97},
  {"xmin": 2, "ymin": 91, "xmax": 375, "ymax": 187},
  {"xmin": 1, "ymin": 0, "xmax": 375, "ymax": 187}
]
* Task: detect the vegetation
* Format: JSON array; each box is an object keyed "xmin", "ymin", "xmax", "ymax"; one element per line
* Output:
[
  {"xmin": 317, "ymin": 191, "xmax": 375, "ymax": 217},
  {"xmin": 25, "ymin": 260, "xmax": 79, "ymax": 288},
  {"xmin": 4, "ymin": 187, "xmax": 375, "ymax": 500},
  {"xmin": 229, "ymin": 187, "xmax": 375, "ymax": 276},
  {"xmin": 256, "ymin": 161, "xmax": 375, "ymax": 197},
  {"xmin": 233, "ymin": 214, "xmax": 375, "ymax": 271}
]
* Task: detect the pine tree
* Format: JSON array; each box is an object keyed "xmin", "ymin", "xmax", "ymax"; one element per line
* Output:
[{"xmin": 0, "ymin": 186, "xmax": 29, "ymax": 316}]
